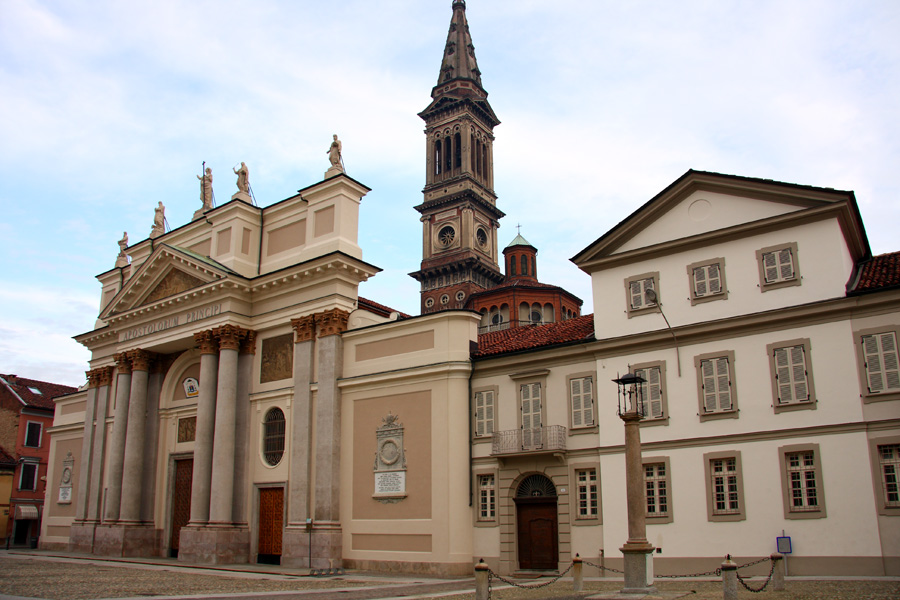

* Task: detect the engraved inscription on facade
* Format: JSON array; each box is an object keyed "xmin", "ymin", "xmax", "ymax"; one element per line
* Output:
[
  {"xmin": 260, "ymin": 333, "xmax": 294, "ymax": 383},
  {"xmin": 58, "ymin": 451, "xmax": 74, "ymax": 504},
  {"xmin": 373, "ymin": 413, "xmax": 407, "ymax": 502}
]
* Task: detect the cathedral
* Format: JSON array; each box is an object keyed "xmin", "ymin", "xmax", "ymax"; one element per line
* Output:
[{"xmin": 41, "ymin": 0, "xmax": 900, "ymax": 577}]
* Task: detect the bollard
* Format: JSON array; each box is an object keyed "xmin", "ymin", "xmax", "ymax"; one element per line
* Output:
[
  {"xmin": 721, "ymin": 555, "xmax": 738, "ymax": 600},
  {"xmin": 475, "ymin": 559, "xmax": 490, "ymax": 600},
  {"xmin": 770, "ymin": 553, "xmax": 785, "ymax": 591},
  {"xmin": 573, "ymin": 554, "xmax": 583, "ymax": 592}
]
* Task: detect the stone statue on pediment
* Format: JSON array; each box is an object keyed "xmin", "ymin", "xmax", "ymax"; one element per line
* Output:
[
  {"xmin": 115, "ymin": 231, "xmax": 129, "ymax": 268},
  {"xmin": 150, "ymin": 201, "xmax": 165, "ymax": 239},
  {"xmin": 326, "ymin": 134, "xmax": 344, "ymax": 177},
  {"xmin": 197, "ymin": 167, "xmax": 213, "ymax": 211},
  {"xmin": 231, "ymin": 162, "xmax": 251, "ymax": 202}
]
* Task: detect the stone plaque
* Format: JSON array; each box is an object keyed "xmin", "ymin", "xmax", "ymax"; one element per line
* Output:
[
  {"xmin": 178, "ymin": 417, "xmax": 197, "ymax": 443},
  {"xmin": 375, "ymin": 471, "xmax": 406, "ymax": 495},
  {"xmin": 260, "ymin": 333, "xmax": 293, "ymax": 383},
  {"xmin": 373, "ymin": 413, "xmax": 407, "ymax": 501},
  {"xmin": 58, "ymin": 451, "xmax": 74, "ymax": 504}
]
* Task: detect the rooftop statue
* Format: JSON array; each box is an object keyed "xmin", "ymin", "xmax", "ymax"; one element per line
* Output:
[
  {"xmin": 150, "ymin": 201, "xmax": 165, "ymax": 239},
  {"xmin": 234, "ymin": 162, "xmax": 250, "ymax": 194},
  {"xmin": 326, "ymin": 134, "xmax": 344, "ymax": 173},
  {"xmin": 115, "ymin": 231, "xmax": 129, "ymax": 267},
  {"xmin": 197, "ymin": 167, "xmax": 213, "ymax": 211}
]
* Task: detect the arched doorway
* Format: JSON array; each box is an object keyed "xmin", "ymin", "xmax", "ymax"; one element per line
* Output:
[{"xmin": 514, "ymin": 474, "xmax": 558, "ymax": 570}]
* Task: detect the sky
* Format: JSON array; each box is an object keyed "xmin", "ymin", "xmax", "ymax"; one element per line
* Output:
[{"xmin": 1, "ymin": 0, "xmax": 898, "ymax": 387}]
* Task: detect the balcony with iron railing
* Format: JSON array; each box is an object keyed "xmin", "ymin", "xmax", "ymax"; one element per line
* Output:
[{"xmin": 490, "ymin": 425, "xmax": 567, "ymax": 457}]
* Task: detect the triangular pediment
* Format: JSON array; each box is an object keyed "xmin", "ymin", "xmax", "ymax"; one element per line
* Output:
[
  {"xmin": 100, "ymin": 244, "xmax": 239, "ymax": 319},
  {"xmin": 572, "ymin": 170, "xmax": 858, "ymax": 268}
]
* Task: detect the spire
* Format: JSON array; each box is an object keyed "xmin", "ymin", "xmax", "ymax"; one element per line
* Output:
[{"xmin": 437, "ymin": 1, "xmax": 482, "ymax": 89}]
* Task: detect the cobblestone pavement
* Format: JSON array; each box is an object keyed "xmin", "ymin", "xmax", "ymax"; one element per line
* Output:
[{"xmin": 0, "ymin": 552, "xmax": 898, "ymax": 600}]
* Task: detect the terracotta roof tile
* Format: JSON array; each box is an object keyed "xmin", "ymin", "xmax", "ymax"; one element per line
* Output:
[
  {"xmin": 357, "ymin": 297, "xmax": 411, "ymax": 319},
  {"xmin": 852, "ymin": 251, "xmax": 900, "ymax": 293},
  {"xmin": 473, "ymin": 314, "xmax": 595, "ymax": 358},
  {"xmin": 0, "ymin": 445, "xmax": 16, "ymax": 467},
  {"xmin": 0, "ymin": 374, "xmax": 77, "ymax": 411}
]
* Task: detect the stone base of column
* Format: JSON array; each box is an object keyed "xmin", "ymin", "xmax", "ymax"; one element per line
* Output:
[
  {"xmin": 178, "ymin": 525, "xmax": 250, "ymax": 565},
  {"xmin": 282, "ymin": 522, "xmax": 342, "ymax": 570},
  {"xmin": 68, "ymin": 522, "xmax": 98, "ymax": 554},
  {"xmin": 620, "ymin": 542, "xmax": 657, "ymax": 595},
  {"xmin": 92, "ymin": 523, "xmax": 161, "ymax": 558}
]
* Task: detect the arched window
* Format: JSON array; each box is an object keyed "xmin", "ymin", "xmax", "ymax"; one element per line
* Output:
[
  {"xmin": 454, "ymin": 132, "xmax": 462, "ymax": 169},
  {"xmin": 444, "ymin": 137, "xmax": 452, "ymax": 173},
  {"xmin": 434, "ymin": 140, "xmax": 442, "ymax": 175},
  {"xmin": 521, "ymin": 255, "xmax": 529, "ymax": 276},
  {"xmin": 263, "ymin": 408, "xmax": 286, "ymax": 466},
  {"xmin": 517, "ymin": 474, "xmax": 557, "ymax": 498},
  {"xmin": 510, "ymin": 255, "xmax": 517, "ymax": 276}
]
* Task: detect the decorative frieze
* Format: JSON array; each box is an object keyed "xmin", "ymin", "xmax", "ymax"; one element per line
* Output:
[
  {"xmin": 260, "ymin": 333, "xmax": 293, "ymax": 383},
  {"xmin": 315, "ymin": 309, "xmax": 350, "ymax": 338},
  {"xmin": 291, "ymin": 315, "xmax": 316, "ymax": 342}
]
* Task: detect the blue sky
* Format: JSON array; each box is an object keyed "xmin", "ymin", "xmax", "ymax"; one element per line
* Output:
[{"xmin": 2, "ymin": 0, "xmax": 898, "ymax": 386}]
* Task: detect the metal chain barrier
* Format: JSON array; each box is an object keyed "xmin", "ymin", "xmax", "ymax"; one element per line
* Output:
[
  {"xmin": 735, "ymin": 557, "xmax": 776, "ymax": 593},
  {"xmin": 487, "ymin": 562, "xmax": 574, "ymax": 592},
  {"xmin": 581, "ymin": 559, "xmax": 624, "ymax": 574}
]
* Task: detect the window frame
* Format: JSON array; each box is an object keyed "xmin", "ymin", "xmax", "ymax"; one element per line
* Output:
[
  {"xmin": 643, "ymin": 456, "xmax": 673, "ymax": 524},
  {"xmin": 23, "ymin": 421, "xmax": 42, "ymax": 448},
  {"xmin": 511, "ymin": 370, "xmax": 549, "ymax": 446},
  {"xmin": 756, "ymin": 242, "xmax": 801, "ymax": 291},
  {"xmin": 262, "ymin": 406, "xmax": 286, "ymax": 467},
  {"xmin": 569, "ymin": 462, "xmax": 602, "ymax": 525},
  {"xmin": 631, "ymin": 361, "xmax": 669, "ymax": 426},
  {"xmin": 778, "ymin": 443, "xmax": 827, "ymax": 520},
  {"xmin": 686, "ymin": 258, "xmax": 728, "ymax": 305},
  {"xmin": 767, "ymin": 338, "xmax": 817, "ymax": 413},
  {"xmin": 567, "ymin": 372, "xmax": 597, "ymax": 434},
  {"xmin": 473, "ymin": 386, "xmax": 498, "ymax": 441},
  {"xmin": 855, "ymin": 326, "xmax": 900, "ymax": 403},
  {"xmin": 473, "ymin": 468, "xmax": 500, "ymax": 526},
  {"xmin": 694, "ymin": 351, "xmax": 739, "ymax": 422},
  {"xmin": 703, "ymin": 450, "xmax": 746, "ymax": 522},
  {"xmin": 19, "ymin": 460, "xmax": 39, "ymax": 491},
  {"xmin": 624, "ymin": 271, "xmax": 660, "ymax": 318},
  {"xmin": 869, "ymin": 435, "xmax": 900, "ymax": 516}
]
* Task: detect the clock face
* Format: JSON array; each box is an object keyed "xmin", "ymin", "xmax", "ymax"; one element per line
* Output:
[{"xmin": 379, "ymin": 440, "xmax": 400, "ymax": 465}]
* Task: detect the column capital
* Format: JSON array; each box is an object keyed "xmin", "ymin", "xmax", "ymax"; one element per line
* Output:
[
  {"xmin": 114, "ymin": 352, "xmax": 132, "ymax": 375},
  {"xmin": 127, "ymin": 349, "xmax": 155, "ymax": 371},
  {"xmin": 194, "ymin": 330, "xmax": 219, "ymax": 355},
  {"xmin": 213, "ymin": 324, "xmax": 249, "ymax": 351},
  {"xmin": 315, "ymin": 309, "xmax": 350, "ymax": 338},
  {"xmin": 86, "ymin": 367, "xmax": 113, "ymax": 388},
  {"xmin": 291, "ymin": 315, "xmax": 316, "ymax": 342},
  {"xmin": 240, "ymin": 330, "xmax": 258, "ymax": 355},
  {"xmin": 96, "ymin": 366, "xmax": 114, "ymax": 387}
]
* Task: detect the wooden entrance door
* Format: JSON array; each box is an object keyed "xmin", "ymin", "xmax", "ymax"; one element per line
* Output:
[
  {"xmin": 516, "ymin": 499, "xmax": 558, "ymax": 570},
  {"xmin": 170, "ymin": 458, "xmax": 193, "ymax": 557},
  {"xmin": 258, "ymin": 487, "xmax": 284, "ymax": 564}
]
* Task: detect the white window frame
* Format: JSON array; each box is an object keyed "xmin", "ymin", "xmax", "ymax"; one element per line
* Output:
[
  {"xmin": 473, "ymin": 387, "xmax": 496, "ymax": 438},
  {"xmin": 624, "ymin": 272, "xmax": 660, "ymax": 318},
  {"xmin": 23, "ymin": 421, "xmax": 42, "ymax": 448},
  {"xmin": 695, "ymin": 351, "xmax": 739, "ymax": 421},
  {"xmin": 756, "ymin": 242, "xmax": 801, "ymax": 291},
  {"xmin": 767, "ymin": 339, "xmax": 816, "ymax": 413},
  {"xmin": 520, "ymin": 382, "xmax": 543, "ymax": 450},
  {"xmin": 568, "ymin": 374, "xmax": 595, "ymax": 431},
  {"xmin": 575, "ymin": 468, "xmax": 598, "ymax": 519},
  {"xmin": 858, "ymin": 328, "xmax": 900, "ymax": 400},
  {"xmin": 779, "ymin": 443, "xmax": 826, "ymax": 519},
  {"xmin": 687, "ymin": 258, "xmax": 727, "ymax": 305},
  {"xmin": 19, "ymin": 461, "xmax": 39, "ymax": 491},
  {"xmin": 478, "ymin": 474, "xmax": 496, "ymax": 521},
  {"xmin": 704, "ymin": 451, "xmax": 746, "ymax": 522},
  {"xmin": 643, "ymin": 456, "xmax": 672, "ymax": 523},
  {"xmin": 632, "ymin": 361, "xmax": 668, "ymax": 425}
]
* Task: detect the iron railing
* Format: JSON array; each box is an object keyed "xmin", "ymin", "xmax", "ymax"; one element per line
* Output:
[{"xmin": 491, "ymin": 426, "xmax": 567, "ymax": 455}]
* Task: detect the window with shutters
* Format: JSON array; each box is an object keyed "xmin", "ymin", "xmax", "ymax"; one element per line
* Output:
[
  {"xmin": 756, "ymin": 242, "xmax": 801, "ymax": 291},
  {"xmin": 704, "ymin": 451, "xmax": 746, "ymax": 522},
  {"xmin": 520, "ymin": 382, "xmax": 543, "ymax": 450},
  {"xmin": 568, "ymin": 374, "xmax": 595, "ymax": 431},
  {"xmin": 687, "ymin": 258, "xmax": 727, "ymax": 305},
  {"xmin": 575, "ymin": 469, "xmax": 598, "ymax": 519},
  {"xmin": 473, "ymin": 387, "xmax": 497, "ymax": 439},
  {"xmin": 856, "ymin": 328, "xmax": 900, "ymax": 402},
  {"xmin": 624, "ymin": 272, "xmax": 660, "ymax": 318},
  {"xmin": 695, "ymin": 351, "xmax": 739, "ymax": 422},
  {"xmin": 778, "ymin": 444, "xmax": 826, "ymax": 519},
  {"xmin": 631, "ymin": 361, "xmax": 668, "ymax": 425},
  {"xmin": 767, "ymin": 339, "xmax": 816, "ymax": 413},
  {"xmin": 643, "ymin": 457, "xmax": 672, "ymax": 523}
]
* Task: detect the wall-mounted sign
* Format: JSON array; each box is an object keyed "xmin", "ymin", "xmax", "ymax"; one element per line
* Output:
[
  {"xmin": 373, "ymin": 413, "xmax": 407, "ymax": 503},
  {"xmin": 58, "ymin": 451, "xmax": 74, "ymax": 504},
  {"xmin": 183, "ymin": 377, "xmax": 199, "ymax": 398}
]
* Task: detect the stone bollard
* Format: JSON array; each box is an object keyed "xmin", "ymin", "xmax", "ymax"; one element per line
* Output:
[
  {"xmin": 770, "ymin": 553, "xmax": 785, "ymax": 591},
  {"xmin": 475, "ymin": 559, "xmax": 490, "ymax": 600},
  {"xmin": 721, "ymin": 555, "xmax": 738, "ymax": 600},
  {"xmin": 573, "ymin": 554, "xmax": 583, "ymax": 592}
]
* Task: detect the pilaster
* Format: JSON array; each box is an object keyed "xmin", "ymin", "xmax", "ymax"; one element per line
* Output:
[{"xmin": 86, "ymin": 367, "xmax": 113, "ymax": 523}]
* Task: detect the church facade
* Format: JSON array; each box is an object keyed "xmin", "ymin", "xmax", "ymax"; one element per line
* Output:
[{"xmin": 42, "ymin": 0, "xmax": 899, "ymax": 577}]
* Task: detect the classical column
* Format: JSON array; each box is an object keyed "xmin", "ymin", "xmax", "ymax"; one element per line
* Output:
[
  {"xmin": 73, "ymin": 369, "xmax": 101, "ymax": 523},
  {"xmin": 86, "ymin": 367, "xmax": 113, "ymax": 522},
  {"xmin": 232, "ymin": 330, "xmax": 256, "ymax": 525},
  {"xmin": 288, "ymin": 315, "xmax": 316, "ymax": 526},
  {"xmin": 208, "ymin": 325, "xmax": 247, "ymax": 525},
  {"xmin": 189, "ymin": 330, "xmax": 219, "ymax": 525},
  {"xmin": 620, "ymin": 410, "xmax": 656, "ymax": 594},
  {"xmin": 104, "ymin": 353, "xmax": 132, "ymax": 522},
  {"xmin": 313, "ymin": 309, "xmax": 348, "ymax": 523},
  {"xmin": 119, "ymin": 349, "xmax": 153, "ymax": 523}
]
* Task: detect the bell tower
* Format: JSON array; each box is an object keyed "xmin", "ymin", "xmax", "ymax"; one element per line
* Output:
[{"xmin": 410, "ymin": 0, "xmax": 505, "ymax": 314}]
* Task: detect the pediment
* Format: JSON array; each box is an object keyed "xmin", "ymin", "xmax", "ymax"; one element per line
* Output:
[
  {"xmin": 572, "ymin": 170, "xmax": 855, "ymax": 267},
  {"xmin": 101, "ymin": 245, "xmax": 236, "ymax": 318}
]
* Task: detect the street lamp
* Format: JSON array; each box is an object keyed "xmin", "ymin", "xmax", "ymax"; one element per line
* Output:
[{"xmin": 613, "ymin": 373, "xmax": 657, "ymax": 594}]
